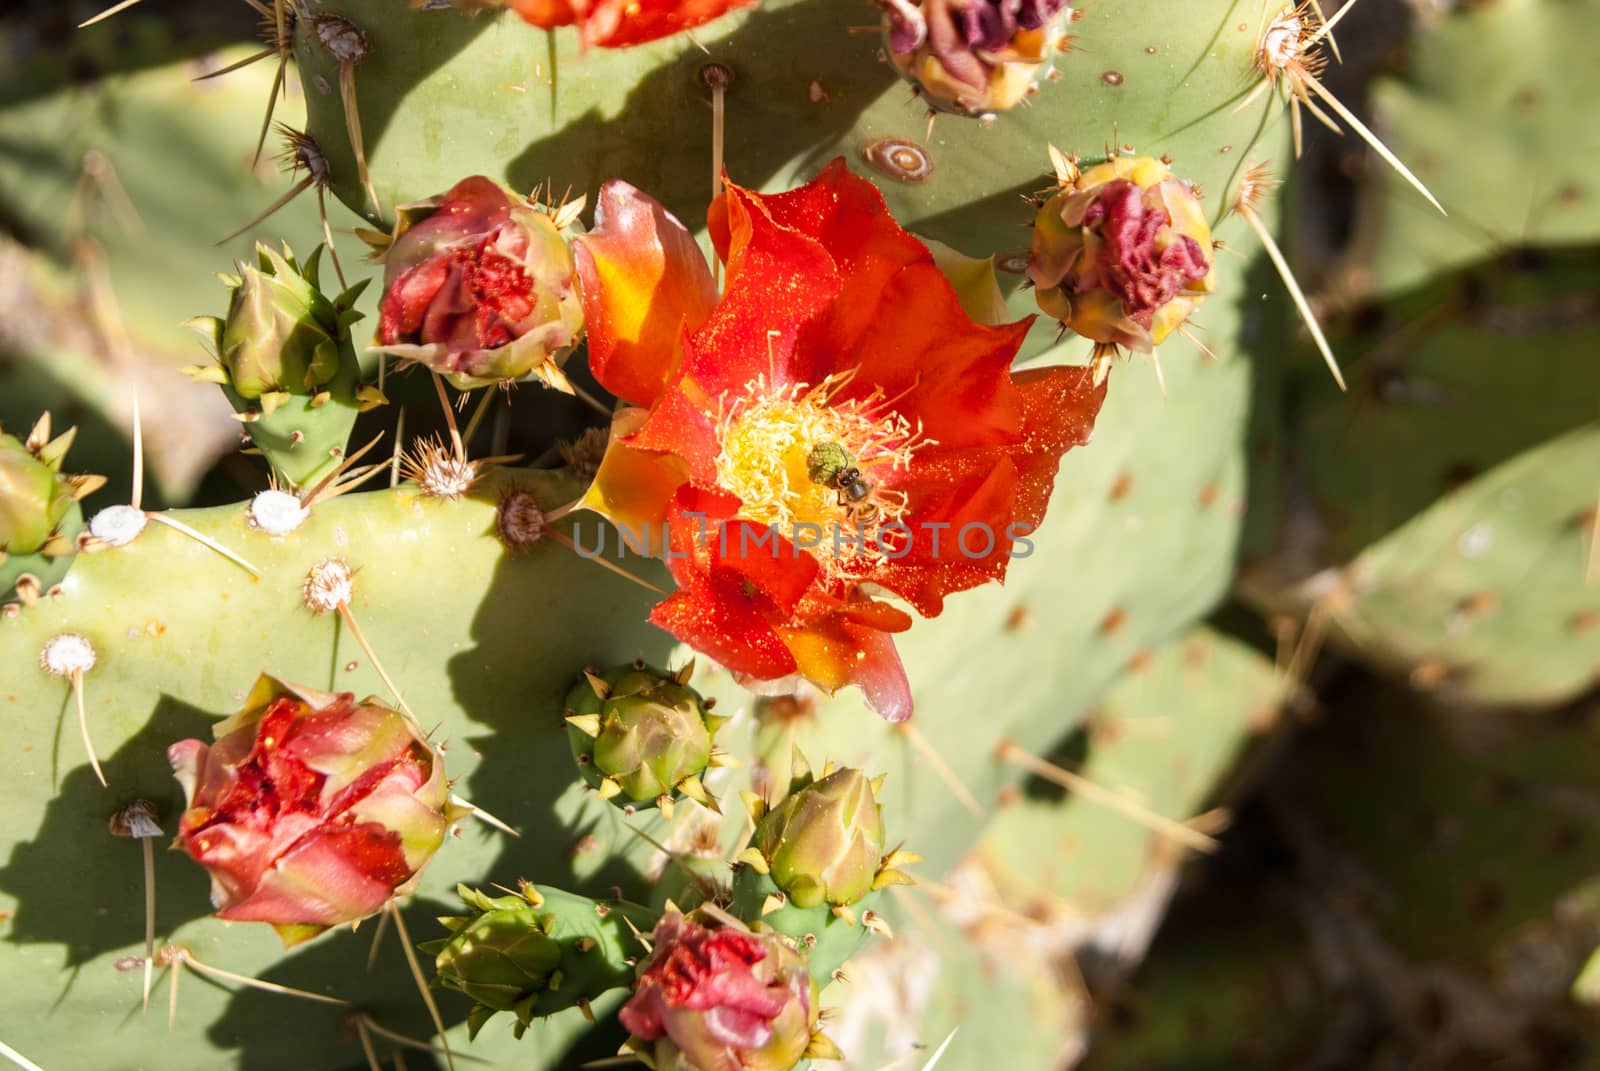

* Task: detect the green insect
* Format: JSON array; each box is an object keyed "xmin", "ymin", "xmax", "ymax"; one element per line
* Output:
[
  {"xmin": 807, "ymin": 441, "xmax": 878, "ymax": 523},
  {"xmin": 805, "ymin": 442, "xmax": 855, "ymax": 487}
]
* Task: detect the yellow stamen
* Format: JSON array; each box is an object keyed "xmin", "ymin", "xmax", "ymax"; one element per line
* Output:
[{"xmin": 713, "ymin": 374, "xmax": 930, "ymax": 570}]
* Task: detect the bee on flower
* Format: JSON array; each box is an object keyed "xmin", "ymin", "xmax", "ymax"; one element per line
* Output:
[{"xmin": 570, "ymin": 160, "xmax": 1106, "ymax": 721}]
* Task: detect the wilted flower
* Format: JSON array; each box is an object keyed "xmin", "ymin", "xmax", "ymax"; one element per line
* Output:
[
  {"xmin": 1028, "ymin": 154, "xmax": 1215, "ymax": 359},
  {"xmin": 498, "ymin": 0, "xmax": 754, "ymax": 48},
  {"xmin": 620, "ymin": 910, "xmax": 821, "ymax": 1071},
  {"xmin": 884, "ymin": 0, "xmax": 1074, "ymax": 117},
  {"xmin": 168, "ymin": 675, "xmax": 452, "ymax": 946},
  {"xmin": 375, "ymin": 175, "xmax": 584, "ymax": 391},
  {"xmin": 573, "ymin": 160, "xmax": 1106, "ymax": 721}
]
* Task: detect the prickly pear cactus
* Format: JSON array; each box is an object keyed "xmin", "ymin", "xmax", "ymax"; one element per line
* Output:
[
  {"xmin": 1242, "ymin": 0, "xmax": 1600, "ymax": 710},
  {"xmin": 1080, "ymin": 678, "xmax": 1600, "ymax": 1070},
  {"xmin": 0, "ymin": 0, "xmax": 1443, "ymax": 1067}
]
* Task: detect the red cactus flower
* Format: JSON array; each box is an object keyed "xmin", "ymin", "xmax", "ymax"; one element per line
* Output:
[
  {"xmin": 619, "ymin": 910, "xmax": 817, "ymax": 1071},
  {"xmin": 505, "ymin": 0, "xmax": 753, "ymax": 48},
  {"xmin": 573, "ymin": 160, "xmax": 1106, "ymax": 721},
  {"xmin": 375, "ymin": 175, "xmax": 583, "ymax": 390},
  {"xmin": 168, "ymin": 676, "xmax": 453, "ymax": 946}
]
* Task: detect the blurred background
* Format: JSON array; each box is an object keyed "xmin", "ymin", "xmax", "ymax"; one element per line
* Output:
[{"xmin": 1, "ymin": 0, "xmax": 1597, "ymax": 1068}]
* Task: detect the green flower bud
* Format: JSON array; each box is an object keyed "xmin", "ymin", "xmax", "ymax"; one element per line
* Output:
[
  {"xmin": 751, "ymin": 767, "xmax": 886, "ymax": 910},
  {"xmin": 193, "ymin": 244, "xmax": 364, "ymax": 400},
  {"xmin": 225, "ymin": 262, "xmax": 333, "ymax": 397},
  {"xmin": 429, "ymin": 888, "xmax": 563, "ymax": 1020},
  {"xmin": 0, "ymin": 432, "xmax": 71, "ymax": 557},
  {"xmin": 423, "ymin": 884, "xmax": 660, "ymax": 1040},
  {"xmin": 1, "ymin": 415, "xmax": 103, "ymax": 602},
  {"xmin": 565, "ymin": 663, "xmax": 726, "ymax": 814},
  {"xmin": 185, "ymin": 243, "xmax": 371, "ymax": 487}
]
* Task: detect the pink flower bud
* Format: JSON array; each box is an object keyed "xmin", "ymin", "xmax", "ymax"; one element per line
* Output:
[
  {"xmin": 168, "ymin": 676, "xmax": 452, "ymax": 946},
  {"xmin": 620, "ymin": 910, "xmax": 818, "ymax": 1071},
  {"xmin": 376, "ymin": 176, "xmax": 584, "ymax": 390}
]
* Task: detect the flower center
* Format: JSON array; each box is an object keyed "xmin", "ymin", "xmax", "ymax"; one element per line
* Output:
[
  {"xmin": 457, "ymin": 228, "xmax": 537, "ymax": 348},
  {"xmin": 714, "ymin": 375, "xmax": 926, "ymax": 567}
]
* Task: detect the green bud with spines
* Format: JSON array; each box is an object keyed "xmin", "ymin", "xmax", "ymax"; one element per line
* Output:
[
  {"xmin": 751, "ymin": 764, "xmax": 885, "ymax": 910},
  {"xmin": 184, "ymin": 242, "xmax": 374, "ymax": 487},
  {"xmin": 1, "ymin": 414, "xmax": 105, "ymax": 603},
  {"xmin": 564, "ymin": 661, "xmax": 728, "ymax": 815},
  {"xmin": 422, "ymin": 883, "xmax": 660, "ymax": 1040},
  {"xmin": 730, "ymin": 758, "xmax": 916, "ymax": 981}
]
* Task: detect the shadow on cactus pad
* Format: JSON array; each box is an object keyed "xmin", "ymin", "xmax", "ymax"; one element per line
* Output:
[
  {"xmin": 503, "ymin": 0, "xmax": 894, "ymax": 224},
  {"xmin": 0, "ymin": 693, "xmax": 215, "ymax": 967},
  {"xmin": 446, "ymin": 538, "xmax": 680, "ymax": 899}
]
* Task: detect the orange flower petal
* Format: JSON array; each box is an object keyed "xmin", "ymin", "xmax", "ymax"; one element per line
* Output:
[
  {"xmin": 580, "ymin": 408, "xmax": 692, "ymax": 540},
  {"xmin": 836, "ymin": 260, "xmax": 1032, "ymax": 448},
  {"xmin": 575, "ymin": 181, "xmax": 717, "ymax": 407},
  {"xmin": 683, "ymin": 183, "xmax": 840, "ymax": 399},
  {"xmin": 1008, "ymin": 363, "xmax": 1107, "ymax": 530},
  {"xmin": 779, "ymin": 601, "xmax": 913, "ymax": 722},
  {"xmin": 580, "ymin": 0, "xmax": 755, "ymax": 46},
  {"xmin": 507, "ymin": 0, "xmax": 582, "ymax": 28},
  {"xmin": 750, "ymin": 158, "xmax": 933, "ymax": 369}
]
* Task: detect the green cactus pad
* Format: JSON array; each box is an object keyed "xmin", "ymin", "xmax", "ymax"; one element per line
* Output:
[
  {"xmin": 1080, "ymin": 678, "xmax": 1600, "ymax": 1069},
  {"xmin": 1356, "ymin": 0, "xmax": 1600, "ymax": 296},
  {"xmin": 0, "ymin": 469, "xmax": 673, "ymax": 1069},
  {"xmin": 291, "ymin": 0, "xmax": 1286, "ymax": 248},
  {"xmin": 970, "ymin": 625, "xmax": 1285, "ymax": 915}
]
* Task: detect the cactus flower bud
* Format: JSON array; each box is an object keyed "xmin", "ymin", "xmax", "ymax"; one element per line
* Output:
[
  {"xmin": 185, "ymin": 244, "xmax": 370, "ymax": 486},
  {"xmin": 565, "ymin": 663, "xmax": 725, "ymax": 813},
  {"xmin": 375, "ymin": 175, "xmax": 584, "ymax": 391},
  {"xmin": 1, "ymin": 415, "xmax": 103, "ymax": 602},
  {"xmin": 620, "ymin": 909, "xmax": 822, "ymax": 1071},
  {"xmin": 425, "ymin": 883, "xmax": 659, "ymax": 1038},
  {"xmin": 750, "ymin": 767, "xmax": 885, "ymax": 910},
  {"xmin": 1027, "ymin": 154, "xmax": 1216, "ymax": 355},
  {"xmin": 428, "ymin": 887, "xmax": 563, "ymax": 1031},
  {"xmin": 884, "ymin": 0, "xmax": 1074, "ymax": 117},
  {"xmin": 168, "ymin": 675, "xmax": 453, "ymax": 947},
  {"xmin": 218, "ymin": 245, "xmax": 350, "ymax": 400},
  {"xmin": 0, "ymin": 433, "xmax": 73, "ymax": 562}
]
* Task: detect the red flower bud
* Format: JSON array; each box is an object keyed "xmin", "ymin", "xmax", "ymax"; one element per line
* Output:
[
  {"xmin": 168, "ymin": 676, "xmax": 452, "ymax": 946},
  {"xmin": 620, "ymin": 910, "xmax": 818, "ymax": 1071},
  {"xmin": 376, "ymin": 176, "xmax": 583, "ymax": 390}
]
